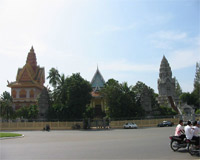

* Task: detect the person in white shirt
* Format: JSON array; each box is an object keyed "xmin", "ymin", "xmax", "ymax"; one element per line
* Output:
[
  {"xmin": 184, "ymin": 121, "xmax": 194, "ymax": 140},
  {"xmin": 192, "ymin": 121, "xmax": 200, "ymax": 146},
  {"xmin": 175, "ymin": 120, "xmax": 185, "ymax": 140}
]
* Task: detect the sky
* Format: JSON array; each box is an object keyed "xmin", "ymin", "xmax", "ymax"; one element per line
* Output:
[{"xmin": 0, "ymin": 0, "xmax": 199, "ymax": 95}]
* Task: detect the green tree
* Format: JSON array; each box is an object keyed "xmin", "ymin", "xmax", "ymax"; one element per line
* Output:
[
  {"xmin": 194, "ymin": 62, "xmax": 200, "ymax": 91},
  {"xmin": 180, "ymin": 92, "xmax": 194, "ymax": 105},
  {"xmin": 28, "ymin": 105, "xmax": 39, "ymax": 119},
  {"xmin": 0, "ymin": 91, "xmax": 14, "ymax": 121},
  {"xmin": 1, "ymin": 91, "xmax": 12, "ymax": 101},
  {"xmin": 180, "ymin": 62, "xmax": 200, "ymax": 110},
  {"xmin": 65, "ymin": 73, "xmax": 92, "ymax": 120},
  {"xmin": 16, "ymin": 105, "xmax": 38, "ymax": 120},
  {"xmin": 195, "ymin": 109, "xmax": 200, "ymax": 114},
  {"xmin": 48, "ymin": 72, "xmax": 92, "ymax": 120},
  {"xmin": 132, "ymin": 81, "xmax": 159, "ymax": 114},
  {"xmin": 47, "ymin": 68, "xmax": 68, "ymax": 120},
  {"xmin": 83, "ymin": 105, "xmax": 95, "ymax": 119},
  {"xmin": 158, "ymin": 106, "xmax": 177, "ymax": 116},
  {"xmin": 47, "ymin": 67, "xmax": 61, "ymax": 89},
  {"xmin": 175, "ymin": 77, "xmax": 182, "ymax": 98},
  {"xmin": 101, "ymin": 79, "xmax": 122, "ymax": 118},
  {"xmin": 101, "ymin": 79, "xmax": 143, "ymax": 119},
  {"xmin": 16, "ymin": 106, "xmax": 29, "ymax": 119},
  {"xmin": 48, "ymin": 103, "xmax": 66, "ymax": 120},
  {"xmin": 192, "ymin": 62, "xmax": 200, "ymax": 108},
  {"xmin": 53, "ymin": 74, "xmax": 67, "ymax": 104}
]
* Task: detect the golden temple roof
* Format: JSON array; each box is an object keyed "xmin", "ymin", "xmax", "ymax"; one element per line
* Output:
[{"xmin": 7, "ymin": 47, "xmax": 45, "ymax": 89}]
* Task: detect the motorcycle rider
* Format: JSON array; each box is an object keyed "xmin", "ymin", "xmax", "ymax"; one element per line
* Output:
[
  {"xmin": 192, "ymin": 121, "xmax": 200, "ymax": 146},
  {"xmin": 185, "ymin": 121, "xmax": 194, "ymax": 140},
  {"xmin": 175, "ymin": 120, "xmax": 185, "ymax": 140}
]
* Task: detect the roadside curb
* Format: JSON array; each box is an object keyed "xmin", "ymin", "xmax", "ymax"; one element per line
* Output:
[{"xmin": 0, "ymin": 134, "xmax": 24, "ymax": 140}]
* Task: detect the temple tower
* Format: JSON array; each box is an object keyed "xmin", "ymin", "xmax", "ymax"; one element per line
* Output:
[
  {"xmin": 7, "ymin": 47, "xmax": 45, "ymax": 110},
  {"xmin": 157, "ymin": 56, "xmax": 179, "ymax": 107},
  {"xmin": 90, "ymin": 67, "xmax": 106, "ymax": 117}
]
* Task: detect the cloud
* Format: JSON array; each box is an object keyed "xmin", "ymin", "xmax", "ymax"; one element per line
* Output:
[
  {"xmin": 149, "ymin": 30, "xmax": 200, "ymax": 70},
  {"xmin": 95, "ymin": 23, "xmax": 137, "ymax": 35},
  {"xmin": 144, "ymin": 14, "xmax": 174, "ymax": 26},
  {"xmin": 149, "ymin": 30, "xmax": 188, "ymax": 49},
  {"xmin": 0, "ymin": 0, "xmax": 66, "ymax": 56},
  {"xmin": 100, "ymin": 59, "xmax": 158, "ymax": 72},
  {"xmin": 153, "ymin": 31, "xmax": 187, "ymax": 40},
  {"xmin": 151, "ymin": 40, "xmax": 173, "ymax": 50},
  {"xmin": 168, "ymin": 48, "xmax": 200, "ymax": 70}
]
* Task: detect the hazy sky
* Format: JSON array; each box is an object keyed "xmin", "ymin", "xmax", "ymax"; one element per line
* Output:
[{"xmin": 0, "ymin": 0, "xmax": 199, "ymax": 94}]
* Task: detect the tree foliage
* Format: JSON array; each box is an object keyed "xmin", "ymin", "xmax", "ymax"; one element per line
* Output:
[
  {"xmin": 47, "ymin": 68, "xmax": 92, "ymax": 121},
  {"xmin": 180, "ymin": 62, "xmax": 200, "ymax": 110},
  {"xmin": 101, "ymin": 79, "xmax": 144, "ymax": 119},
  {"xmin": 132, "ymin": 81, "xmax": 159, "ymax": 112},
  {"xmin": 192, "ymin": 62, "xmax": 200, "ymax": 108},
  {"xmin": 194, "ymin": 62, "xmax": 200, "ymax": 91},
  {"xmin": 64, "ymin": 73, "xmax": 92, "ymax": 119},
  {"xmin": 175, "ymin": 77, "xmax": 182, "ymax": 98},
  {"xmin": 16, "ymin": 105, "xmax": 39, "ymax": 120},
  {"xmin": 196, "ymin": 109, "xmax": 200, "ymax": 114},
  {"xmin": 157, "ymin": 106, "xmax": 177, "ymax": 116},
  {"xmin": 47, "ymin": 67, "xmax": 61, "ymax": 89},
  {"xmin": 0, "ymin": 91, "xmax": 14, "ymax": 121}
]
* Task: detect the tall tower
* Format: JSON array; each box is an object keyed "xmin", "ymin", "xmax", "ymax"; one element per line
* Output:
[
  {"xmin": 91, "ymin": 66, "xmax": 105, "ymax": 91},
  {"xmin": 90, "ymin": 67, "xmax": 106, "ymax": 117},
  {"xmin": 7, "ymin": 47, "xmax": 45, "ymax": 110},
  {"xmin": 157, "ymin": 56, "xmax": 178, "ymax": 107}
]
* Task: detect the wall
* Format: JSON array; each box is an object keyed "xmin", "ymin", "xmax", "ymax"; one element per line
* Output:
[
  {"xmin": 110, "ymin": 118, "xmax": 179, "ymax": 128},
  {"xmin": 0, "ymin": 118, "xmax": 180, "ymax": 131},
  {"xmin": 0, "ymin": 121, "xmax": 83, "ymax": 131}
]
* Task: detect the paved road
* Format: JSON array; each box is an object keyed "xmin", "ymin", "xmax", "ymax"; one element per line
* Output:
[{"xmin": 0, "ymin": 127, "xmax": 199, "ymax": 160}]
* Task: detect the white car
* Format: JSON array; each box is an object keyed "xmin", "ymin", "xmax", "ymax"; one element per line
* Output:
[{"xmin": 123, "ymin": 122, "xmax": 138, "ymax": 129}]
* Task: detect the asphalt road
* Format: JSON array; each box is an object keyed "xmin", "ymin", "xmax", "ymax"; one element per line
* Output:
[{"xmin": 0, "ymin": 127, "xmax": 199, "ymax": 160}]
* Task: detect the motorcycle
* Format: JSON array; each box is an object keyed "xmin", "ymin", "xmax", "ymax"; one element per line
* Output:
[
  {"xmin": 169, "ymin": 135, "xmax": 187, "ymax": 151},
  {"xmin": 43, "ymin": 124, "xmax": 50, "ymax": 132},
  {"xmin": 186, "ymin": 139, "xmax": 200, "ymax": 156}
]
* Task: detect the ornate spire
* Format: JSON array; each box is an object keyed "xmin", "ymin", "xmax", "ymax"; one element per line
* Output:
[
  {"xmin": 91, "ymin": 67, "xmax": 105, "ymax": 90},
  {"xmin": 26, "ymin": 46, "xmax": 37, "ymax": 71},
  {"xmin": 157, "ymin": 55, "xmax": 178, "ymax": 106},
  {"xmin": 30, "ymin": 46, "xmax": 34, "ymax": 52},
  {"xmin": 159, "ymin": 55, "xmax": 172, "ymax": 79}
]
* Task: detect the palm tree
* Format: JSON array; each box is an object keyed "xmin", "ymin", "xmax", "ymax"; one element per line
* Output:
[
  {"xmin": 47, "ymin": 68, "xmax": 61, "ymax": 89},
  {"xmin": 54, "ymin": 74, "xmax": 67, "ymax": 104}
]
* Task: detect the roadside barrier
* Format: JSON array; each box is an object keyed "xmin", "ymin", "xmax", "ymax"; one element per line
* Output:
[
  {"xmin": 0, "ymin": 121, "xmax": 83, "ymax": 131},
  {"xmin": 0, "ymin": 118, "xmax": 180, "ymax": 131}
]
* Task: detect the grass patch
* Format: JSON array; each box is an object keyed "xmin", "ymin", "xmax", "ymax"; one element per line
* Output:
[{"xmin": 0, "ymin": 132, "xmax": 22, "ymax": 138}]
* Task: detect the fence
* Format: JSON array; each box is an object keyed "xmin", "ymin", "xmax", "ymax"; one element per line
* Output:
[
  {"xmin": 1, "ymin": 114, "xmax": 199, "ymax": 131},
  {"xmin": 0, "ymin": 117, "xmax": 180, "ymax": 131},
  {"xmin": 0, "ymin": 121, "xmax": 83, "ymax": 131},
  {"xmin": 110, "ymin": 117, "xmax": 179, "ymax": 128}
]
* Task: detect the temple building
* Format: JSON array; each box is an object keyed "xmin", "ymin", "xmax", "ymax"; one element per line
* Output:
[
  {"xmin": 157, "ymin": 56, "xmax": 179, "ymax": 107},
  {"xmin": 90, "ymin": 67, "xmax": 106, "ymax": 117},
  {"xmin": 7, "ymin": 47, "xmax": 45, "ymax": 111}
]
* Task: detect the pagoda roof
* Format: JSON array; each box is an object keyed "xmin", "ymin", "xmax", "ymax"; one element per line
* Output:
[
  {"xmin": 7, "ymin": 47, "xmax": 45, "ymax": 89},
  {"xmin": 91, "ymin": 67, "xmax": 105, "ymax": 90}
]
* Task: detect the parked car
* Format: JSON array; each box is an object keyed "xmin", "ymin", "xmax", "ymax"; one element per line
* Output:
[
  {"xmin": 123, "ymin": 122, "xmax": 138, "ymax": 129},
  {"xmin": 157, "ymin": 121, "xmax": 174, "ymax": 127}
]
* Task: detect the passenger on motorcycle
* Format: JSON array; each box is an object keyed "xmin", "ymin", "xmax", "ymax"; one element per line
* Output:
[
  {"xmin": 185, "ymin": 121, "xmax": 196, "ymax": 141},
  {"xmin": 192, "ymin": 121, "xmax": 200, "ymax": 146},
  {"xmin": 175, "ymin": 120, "xmax": 185, "ymax": 140}
]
